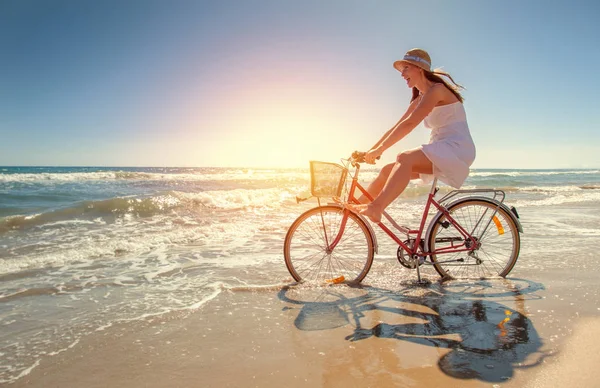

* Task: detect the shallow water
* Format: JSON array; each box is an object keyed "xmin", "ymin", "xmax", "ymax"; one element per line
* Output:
[{"xmin": 1, "ymin": 166, "xmax": 599, "ymax": 383}]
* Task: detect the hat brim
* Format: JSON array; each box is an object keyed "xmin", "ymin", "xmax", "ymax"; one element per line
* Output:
[{"xmin": 393, "ymin": 59, "xmax": 430, "ymax": 72}]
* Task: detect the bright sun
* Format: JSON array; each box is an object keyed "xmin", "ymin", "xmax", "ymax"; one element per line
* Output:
[
  {"xmin": 172, "ymin": 60, "xmax": 421, "ymax": 169},
  {"xmin": 195, "ymin": 83, "xmax": 366, "ymax": 168}
]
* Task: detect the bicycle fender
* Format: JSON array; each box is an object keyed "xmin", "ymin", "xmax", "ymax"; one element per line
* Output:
[{"xmin": 327, "ymin": 203, "xmax": 379, "ymax": 254}]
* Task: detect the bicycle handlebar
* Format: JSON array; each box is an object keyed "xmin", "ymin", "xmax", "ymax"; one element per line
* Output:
[{"xmin": 351, "ymin": 151, "xmax": 380, "ymax": 164}]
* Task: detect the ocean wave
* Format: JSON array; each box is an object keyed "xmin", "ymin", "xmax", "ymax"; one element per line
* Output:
[
  {"xmin": 400, "ymin": 183, "xmax": 594, "ymax": 196},
  {"xmin": 0, "ymin": 187, "xmax": 302, "ymax": 233},
  {"xmin": 470, "ymin": 169, "xmax": 600, "ymax": 178},
  {"xmin": 0, "ymin": 171, "xmax": 117, "ymax": 182},
  {"xmin": 515, "ymin": 185, "xmax": 600, "ymax": 193},
  {"xmin": 173, "ymin": 187, "xmax": 299, "ymax": 210},
  {"xmin": 513, "ymin": 190, "xmax": 600, "ymax": 207},
  {"xmin": 0, "ymin": 169, "xmax": 308, "ymax": 183},
  {"xmin": 0, "ymin": 194, "xmax": 182, "ymax": 232},
  {"xmin": 0, "ymin": 286, "xmax": 58, "ymax": 302}
]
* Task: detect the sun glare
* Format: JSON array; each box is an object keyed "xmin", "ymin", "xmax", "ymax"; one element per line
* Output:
[{"xmin": 200, "ymin": 84, "xmax": 361, "ymax": 168}]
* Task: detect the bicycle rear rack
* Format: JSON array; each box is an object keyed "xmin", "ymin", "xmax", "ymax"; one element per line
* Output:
[{"xmin": 438, "ymin": 187, "xmax": 506, "ymax": 206}]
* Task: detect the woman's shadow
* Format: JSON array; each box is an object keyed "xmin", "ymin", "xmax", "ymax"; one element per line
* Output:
[{"xmin": 278, "ymin": 278, "xmax": 546, "ymax": 383}]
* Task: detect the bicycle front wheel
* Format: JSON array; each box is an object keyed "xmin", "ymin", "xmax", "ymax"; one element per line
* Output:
[
  {"xmin": 283, "ymin": 206, "xmax": 375, "ymax": 283},
  {"xmin": 427, "ymin": 199, "xmax": 520, "ymax": 279}
]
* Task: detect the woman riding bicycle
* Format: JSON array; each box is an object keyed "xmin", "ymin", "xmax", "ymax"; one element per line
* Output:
[{"xmin": 351, "ymin": 48, "xmax": 476, "ymax": 223}]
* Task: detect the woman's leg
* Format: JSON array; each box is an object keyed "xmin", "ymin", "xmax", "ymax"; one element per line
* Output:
[
  {"xmin": 360, "ymin": 148, "xmax": 433, "ymax": 222},
  {"xmin": 357, "ymin": 162, "xmax": 395, "ymax": 203}
]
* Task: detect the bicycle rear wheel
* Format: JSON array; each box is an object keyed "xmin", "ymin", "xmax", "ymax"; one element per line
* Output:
[
  {"xmin": 283, "ymin": 205, "xmax": 375, "ymax": 283},
  {"xmin": 427, "ymin": 199, "xmax": 520, "ymax": 279}
]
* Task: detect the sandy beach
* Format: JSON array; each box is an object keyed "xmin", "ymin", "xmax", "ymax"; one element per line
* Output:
[
  {"xmin": 3, "ymin": 169, "xmax": 600, "ymax": 387},
  {"xmin": 12, "ymin": 271, "xmax": 600, "ymax": 388}
]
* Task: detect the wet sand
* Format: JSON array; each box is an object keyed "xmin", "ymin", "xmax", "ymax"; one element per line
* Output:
[
  {"xmin": 11, "ymin": 202, "xmax": 600, "ymax": 387},
  {"xmin": 513, "ymin": 317, "xmax": 600, "ymax": 388},
  {"xmin": 12, "ymin": 274, "xmax": 600, "ymax": 388}
]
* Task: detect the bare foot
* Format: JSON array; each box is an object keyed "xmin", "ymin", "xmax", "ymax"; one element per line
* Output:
[
  {"xmin": 345, "ymin": 203, "xmax": 368, "ymax": 214},
  {"xmin": 359, "ymin": 204, "xmax": 383, "ymax": 223},
  {"xmin": 345, "ymin": 203, "xmax": 382, "ymax": 223}
]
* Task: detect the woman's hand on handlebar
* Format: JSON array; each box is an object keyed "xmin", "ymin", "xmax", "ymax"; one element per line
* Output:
[
  {"xmin": 351, "ymin": 149, "xmax": 381, "ymax": 164},
  {"xmin": 364, "ymin": 147, "xmax": 383, "ymax": 164}
]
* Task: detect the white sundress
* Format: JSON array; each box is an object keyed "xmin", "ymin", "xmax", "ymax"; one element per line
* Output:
[{"xmin": 420, "ymin": 102, "xmax": 476, "ymax": 188}]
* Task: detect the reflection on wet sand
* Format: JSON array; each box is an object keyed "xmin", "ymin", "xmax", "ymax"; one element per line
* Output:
[{"xmin": 279, "ymin": 278, "xmax": 547, "ymax": 383}]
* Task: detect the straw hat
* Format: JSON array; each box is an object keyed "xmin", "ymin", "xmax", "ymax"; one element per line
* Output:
[{"xmin": 393, "ymin": 48, "xmax": 432, "ymax": 72}]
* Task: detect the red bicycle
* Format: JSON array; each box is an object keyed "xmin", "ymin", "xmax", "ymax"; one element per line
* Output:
[{"xmin": 283, "ymin": 152, "xmax": 523, "ymax": 283}]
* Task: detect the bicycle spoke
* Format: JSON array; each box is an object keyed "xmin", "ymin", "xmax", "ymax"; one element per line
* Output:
[
  {"xmin": 429, "ymin": 200, "xmax": 520, "ymax": 279},
  {"xmin": 284, "ymin": 206, "xmax": 374, "ymax": 283}
]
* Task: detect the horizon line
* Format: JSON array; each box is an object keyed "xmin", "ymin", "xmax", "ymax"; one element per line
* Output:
[{"xmin": 1, "ymin": 165, "xmax": 599, "ymax": 171}]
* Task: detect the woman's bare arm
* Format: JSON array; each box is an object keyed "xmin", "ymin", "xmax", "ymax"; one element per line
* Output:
[
  {"xmin": 369, "ymin": 97, "xmax": 421, "ymax": 151},
  {"xmin": 367, "ymin": 84, "xmax": 448, "ymax": 161}
]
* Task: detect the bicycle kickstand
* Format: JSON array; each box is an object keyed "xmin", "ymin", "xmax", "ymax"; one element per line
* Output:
[{"xmin": 415, "ymin": 256, "xmax": 429, "ymax": 286}]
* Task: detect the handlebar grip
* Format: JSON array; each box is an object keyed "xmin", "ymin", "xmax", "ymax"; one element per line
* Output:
[{"xmin": 352, "ymin": 151, "xmax": 380, "ymax": 163}]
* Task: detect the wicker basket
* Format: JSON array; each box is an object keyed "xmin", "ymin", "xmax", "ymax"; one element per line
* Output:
[{"xmin": 309, "ymin": 161, "xmax": 348, "ymax": 198}]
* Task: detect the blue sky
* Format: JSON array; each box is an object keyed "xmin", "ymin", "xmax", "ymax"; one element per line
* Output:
[{"xmin": 1, "ymin": 0, "xmax": 599, "ymax": 168}]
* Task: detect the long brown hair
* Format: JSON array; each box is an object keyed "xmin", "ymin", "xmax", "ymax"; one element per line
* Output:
[{"xmin": 411, "ymin": 69, "xmax": 465, "ymax": 103}]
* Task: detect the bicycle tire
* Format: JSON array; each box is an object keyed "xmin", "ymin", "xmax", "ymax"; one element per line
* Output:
[
  {"xmin": 427, "ymin": 199, "xmax": 520, "ymax": 279},
  {"xmin": 283, "ymin": 205, "xmax": 375, "ymax": 283}
]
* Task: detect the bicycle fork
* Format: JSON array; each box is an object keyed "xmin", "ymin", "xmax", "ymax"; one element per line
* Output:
[{"xmin": 317, "ymin": 201, "xmax": 350, "ymax": 253}]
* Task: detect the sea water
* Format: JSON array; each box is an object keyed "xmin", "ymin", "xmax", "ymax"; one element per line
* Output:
[{"xmin": 1, "ymin": 165, "xmax": 599, "ymax": 383}]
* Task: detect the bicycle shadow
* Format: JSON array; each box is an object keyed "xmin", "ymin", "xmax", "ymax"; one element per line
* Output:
[{"xmin": 278, "ymin": 278, "xmax": 546, "ymax": 383}]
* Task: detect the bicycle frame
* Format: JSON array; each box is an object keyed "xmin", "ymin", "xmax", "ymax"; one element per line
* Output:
[{"xmin": 325, "ymin": 161, "xmax": 478, "ymax": 260}]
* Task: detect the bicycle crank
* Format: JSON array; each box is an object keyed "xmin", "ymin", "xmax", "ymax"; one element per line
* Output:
[{"xmin": 397, "ymin": 239, "xmax": 425, "ymax": 269}]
